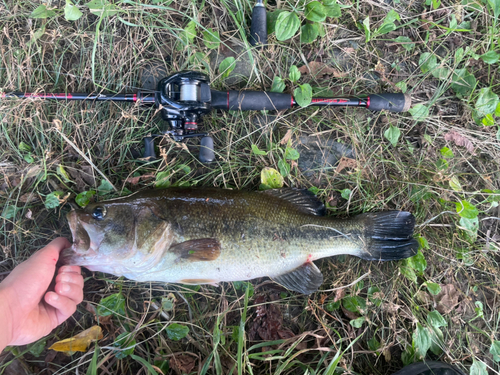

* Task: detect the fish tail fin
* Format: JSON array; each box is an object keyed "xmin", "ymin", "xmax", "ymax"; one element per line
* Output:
[{"xmin": 357, "ymin": 211, "xmax": 418, "ymax": 261}]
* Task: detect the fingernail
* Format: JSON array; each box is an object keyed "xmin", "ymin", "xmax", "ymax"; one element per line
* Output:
[{"xmin": 61, "ymin": 283, "xmax": 70, "ymax": 292}]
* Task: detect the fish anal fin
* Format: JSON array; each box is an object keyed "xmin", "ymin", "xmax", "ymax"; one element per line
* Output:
[
  {"xmin": 169, "ymin": 238, "xmax": 221, "ymax": 262},
  {"xmin": 272, "ymin": 262, "xmax": 324, "ymax": 295},
  {"xmin": 263, "ymin": 188, "xmax": 326, "ymax": 216}
]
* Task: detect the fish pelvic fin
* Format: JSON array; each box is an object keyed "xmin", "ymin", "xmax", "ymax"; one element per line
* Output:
[
  {"xmin": 272, "ymin": 262, "xmax": 324, "ymax": 295},
  {"xmin": 357, "ymin": 211, "xmax": 418, "ymax": 261}
]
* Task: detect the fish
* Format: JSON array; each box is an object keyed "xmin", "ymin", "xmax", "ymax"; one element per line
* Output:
[{"xmin": 61, "ymin": 187, "xmax": 419, "ymax": 294}]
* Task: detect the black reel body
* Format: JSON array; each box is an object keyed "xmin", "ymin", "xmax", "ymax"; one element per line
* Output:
[{"xmin": 146, "ymin": 71, "xmax": 215, "ymax": 162}]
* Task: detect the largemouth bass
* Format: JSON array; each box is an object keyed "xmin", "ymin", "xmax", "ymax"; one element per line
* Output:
[{"xmin": 61, "ymin": 188, "xmax": 418, "ymax": 294}]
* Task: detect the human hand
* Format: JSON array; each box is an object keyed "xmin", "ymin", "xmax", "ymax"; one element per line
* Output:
[{"xmin": 0, "ymin": 238, "xmax": 84, "ymax": 350}]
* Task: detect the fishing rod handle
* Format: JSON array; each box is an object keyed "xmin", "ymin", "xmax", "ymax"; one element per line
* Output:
[
  {"xmin": 366, "ymin": 93, "xmax": 411, "ymax": 113},
  {"xmin": 249, "ymin": 0, "xmax": 267, "ymax": 48},
  {"xmin": 211, "ymin": 90, "xmax": 293, "ymax": 111}
]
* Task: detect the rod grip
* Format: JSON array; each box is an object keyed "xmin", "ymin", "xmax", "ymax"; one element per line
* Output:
[
  {"xmin": 249, "ymin": 4, "xmax": 267, "ymax": 48},
  {"xmin": 367, "ymin": 93, "xmax": 411, "ymax": 112},
  {"xmin": 211, "ymin": 90, "xmax": 292, "ymax": 111},
  {"xmin": 143, "ymin": 137, "xmax": 156, "ymax": 159}
]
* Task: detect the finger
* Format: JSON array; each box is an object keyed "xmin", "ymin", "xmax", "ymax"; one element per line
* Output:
[
  {"xmin": 56, "ymin": 271, "xmax": 84, "ymax": 289},
  {"xmin": 32, "ymin": 238, "xmax": 73, "ymax": 266},
  {"xmin": 45, "ymin": 291, "xmax": 79, "ymax": 325},
  {"xmin": 55, "ymin": 282, "xmax": 84, "ymax": 304},
  {"xmin": 58, "ymin": 265, "xmax": 81, "ymax": 274}
]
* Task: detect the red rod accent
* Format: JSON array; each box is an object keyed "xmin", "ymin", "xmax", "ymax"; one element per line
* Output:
[
  {"xmin": 291, "ymin": 96, "xmax": 294, "ymax": 108},
  {"xmin": 133, "ymin": 93, "xmax": 137, "ymax": 102},
  {"xmin": 185, "ymin": 122, "xmax": 197, "ymax": 125},
  {"xmin": 24, "ymin": 93, "xmax": 73, "ymax": 99},
  {"xmin": 366, "ymin": 96, "xmax": 370, "ymax": 108},
  {"xmin": 311, "ymin": 98, "xmax": 349, "ymax": 104}
]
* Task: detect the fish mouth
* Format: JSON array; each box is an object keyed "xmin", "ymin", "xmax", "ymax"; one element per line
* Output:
[{"xmin": 63, "ymin": 210, "xmax": 101, "ymax": 266}]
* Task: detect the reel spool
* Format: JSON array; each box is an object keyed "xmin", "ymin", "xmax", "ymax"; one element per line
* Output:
[{"xmin": 144, "ymin": 71, "xmax": 215, "ymax": 163}]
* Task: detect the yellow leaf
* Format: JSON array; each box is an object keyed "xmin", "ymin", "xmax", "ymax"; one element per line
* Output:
[{"xmin": 49, "ymin": 326, "xmax": 103, "ymax": 353}]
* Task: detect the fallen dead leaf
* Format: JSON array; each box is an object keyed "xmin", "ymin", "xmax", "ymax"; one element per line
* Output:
[
  {"xmin": 280, "ymin": 129, "xmax": 293, "ymax": 145},
  {"xmin": 334, "ymin": 157, "xmax": 357, "ymax": 174},
  {"xmin": 298, "ymin": 61, "xmax": 348, "ymax": 78},
  {"xmin": 125, "ymin": 173, "xmax": 155, "ymax": 185},
  {"xmin": 171, "ymin": 353, "xmax": 196, "ymax": 375},
  {"xmin": 444, "ymin": 130, "xmax": 475, "ymax": 155},
  {"xmin": 434, "ymin": 284, "xmax": 460, "ymax": 314},
  {"xmin": 48, "ymin": 326, "xmax": 103, "ymax": 353}
]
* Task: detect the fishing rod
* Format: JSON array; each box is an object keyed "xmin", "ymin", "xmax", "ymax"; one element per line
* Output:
[{"xmin": 2, "ymin": 70, "xmax": 411, "ymax": 162}]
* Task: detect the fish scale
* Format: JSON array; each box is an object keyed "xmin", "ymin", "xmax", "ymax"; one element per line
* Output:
[{"xmin": 62, "ymin": 187, "xmax": 418, "ymax": 294}]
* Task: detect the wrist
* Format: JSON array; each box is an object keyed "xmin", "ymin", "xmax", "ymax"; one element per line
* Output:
[{"xmin": 0, "ymin": 286, "xmax": 14, "ymax": 351}]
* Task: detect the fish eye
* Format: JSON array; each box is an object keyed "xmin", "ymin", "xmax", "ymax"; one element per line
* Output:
[{"xmin": 91, "ymin": 206, "xmax": 106, "ymax": 220}]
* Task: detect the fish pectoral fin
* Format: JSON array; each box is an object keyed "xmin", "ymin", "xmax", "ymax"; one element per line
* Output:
[
  {"xmin": 272, "ymin": 262, "xmax": 324, "ymax": 295},
  {"xmin": 169, "ymin": 238, "xmax": 221, "ymax": 262}
]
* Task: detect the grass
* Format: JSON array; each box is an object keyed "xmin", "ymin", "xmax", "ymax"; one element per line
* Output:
[{"xmin": 1, "ymin": 0, "xmax": 500, "ymax": 373}]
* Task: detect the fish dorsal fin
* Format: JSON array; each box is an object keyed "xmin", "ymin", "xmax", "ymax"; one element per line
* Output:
[
  {"xmin": 272, "ymin": 262, "xmax": 324, "ymax": 295},
  {"xmin": 263, "ymin": 188, "xmax": 326, "ymax": 216},
  {"xmin": 169, "ymin": 238, "xmax": 221, "ymax": 262}
]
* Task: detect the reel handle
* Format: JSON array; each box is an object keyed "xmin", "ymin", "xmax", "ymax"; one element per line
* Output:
[{"xmin": 199, "ymin": 136, "xmax": 215, "ymax": 163}]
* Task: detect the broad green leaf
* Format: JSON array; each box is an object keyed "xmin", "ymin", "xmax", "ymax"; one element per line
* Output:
[
  {"xmin": 480, "ymin": 50, "xmax": 500, "ymax": 64},
  {"xmin": 278, "ymin": 159, "xmax": 291, "ymax": 177},
  {"xmin": 267, "ymin": 9, "xmax": 284, "ymax": 34},
  {"xmin": 75, "ymin": 190, "xmax": 96, "ymax": 207},
  {"xmin": 97, "ymin": 293, "xmax": 126, "ymax": 317},
  {"xmin": 482, "ymin": 113, "xmax": 495, "ymax": 126},
  {"xmin": 155, "ymin": 171, "xmax": 170, "ymax": 188},
  {"xmin": 86, "ymin": 0, "xmax": 119, "ymax": 17},
  {"xmin": 271, "ymin": 76, "xmax": 286, "ymax": 93},
  {"xmin": 450, "ymin": 68, "xmax": 476, "ymax": 95},
  {"xmin": 382, "ymin": 9, "xmax": 400, "ymax": 24},
  {"xmin": 293, "ymin": 84, "xmax": 312, "ymax": 107},
  {"xmin": 475, "ymin": 301, "xmax": 484, "ymax": 318},
  {"xmin": 440, "ymin": 146, "xmax": 454, "ymax": 158},
  {"xmin": 305, "ymin": 1, "xmax": 326, "ymax": 22},
  {"xmin": 400, "ymin": 265, "xmax": 417, "ymax": 283},
  {"xmin": 166, "ymin": 323, "xmax": 189, "ymax": 341},
  {"xmin": 28, "ymin": 339, "xmax": 47, "ymax": 357},
  {"xmin": 396, "ymin": 81, "xmax": 407, "ymax": 93},
  {"xmin": 431, "ymin": 67, "xmax": 450, "ymax": 80},
  {"xmin": 341, "ymin": 188, "xmax": 351, "ymax": 200},
  {"xmin": 426, "ymin": 282, "xmax": 442, "ymax": 295},
  {"xmin": 284, "ymin": 147, "xmax": 300, "ymax": 160},
  {"xmin": 325, "ymin": 300, "xmax": 340, "ymax": 311},
  {"xmin": 65, "ymin": 0, "xmax": 83, "ymax": 20},
  {"xmin": 251, "ymin": 144, "xmax": 268, "ymax": 155},
  {"xmin": 44, "ymin": 192, "xmax": 63, "ymax": 210},
  {"xmin": 486, "ymin": 0, "xmax": 500, "ymax": 21},
  {"xmin": 427, "ymin": 310, "xmax": 447, "ymax": 328},
  {"xmin": 459, "ymin": 217, "xmax": 479, "ymax": 241},
  {"xmin": 219, "ymin": 57, "xmax": 236, "ymax": 79},
  {"xmin": 342, "ymin": 296, "xmax": 367, "ymax": 315},
  {"xmin": 2, "ymin": 206, "xmax": 20, "ymax": 220},
  {"xmin": 419, "ymin": 53, "xmax": 437, "ymax": 73},
  {"xmin": 367, "ymin": 336, "xmax": 381, "ymax": 351},
  {"xmin": 449, "ymin": 176, "xmax": 462, "ymax": 191},
  {"xmin": 289, "ymin": 65, "xmax": 301, "ymax": 82},
  {"xmin": 300, "ymin": 23, "xmax": 319, "ymax": 44},
  {"xmin": 429, "ymin": 326, "xmax": 444, "ymax": 355},
  {"xmin": 413, "ymin": 323, "xmax": 431, "ymax": 359},
  {"xmin": 350, "ymin": 317, "xmax": 365, "ymax": 328},
  {"xmin": 275, "ymin": 11, "xmax": 300, "ymax": 41},
  {"xmin": 490, "ymin": 341, "xmax": 500, "ymax": 362},
  {"xmin": 455, "ymin": 200, "xmax": 478, "ymax": 219},
  {"xmin": 161, "ymin": 297, "xmax": 174, "ymax": 311},
  {"xmin": 98, "ymin": 179, "xmax": 114, "ymax": 193},
  {"xmin": 470, "ymin": 360, "xmax": 488, "ymax": 375},
  {"xmin": 31, "ymin": 4, "xmax": 57, "ymax": 18},
  {"xmin": 261, "ymin": 167, "xmax": 284, "ymax": 188},
  {"xmin": 384, "ymin": 125, "xmax": 400, "ymax": 147},
  {"xmin": 394, "ymin": 36, "xmax": 415, "ymax": 52},
  {"xmin": 409, "ymin": 103, "xmax": 429, "ymax": 122},
  {"xmin": 324, "ymin": 2, "xmax": 341, "ymax": 17},
  {"xmin": 203, "ymin": 28, "xmax": 220, "ymax": 49},
  {"xmin": 475, "ymin": 87, "xmax": 499, "ymax": 118},
  {"xmin": 375, "ymin": 22, "xmax": 396, "ymax": 36},
  {"xmin": 112, "ymin": 332, "xmax": 136, "ymax": 359},
  {"xmin": 418, "ymin": 236, "xmax": 430, "ymax": 249},
  {"xmin": 406, "ymin": 250, "xmax": 427, "ymax": 274}
]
